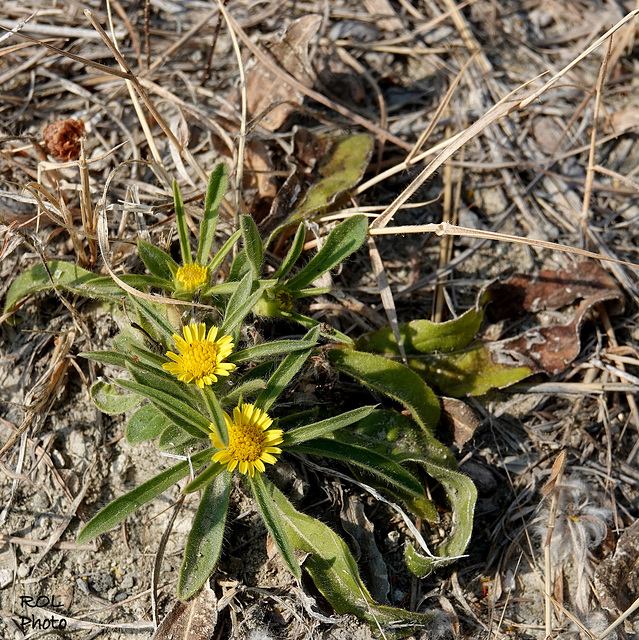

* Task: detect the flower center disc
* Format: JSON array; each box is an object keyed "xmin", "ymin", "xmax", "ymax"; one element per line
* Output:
[{"xmin": 227, "ymin": 423, "xmax": 267, "ymax": 462}]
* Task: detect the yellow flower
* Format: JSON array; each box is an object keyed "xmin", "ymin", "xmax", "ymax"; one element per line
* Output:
[
  {"xmin": 163, "ymin": 323, "xmax": 235, "ymax": 388},
  {"xmin": 210, "ymin": 403, "xmax": 283, "ymax": 477},
  {"xmin": 175, "ymin": 263, "xmax": 208, "ymax": 291}
]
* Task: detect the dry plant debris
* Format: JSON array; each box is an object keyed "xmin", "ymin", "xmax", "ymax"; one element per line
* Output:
[{"xmin": 1, "ymin": 1, "xmax": 639, "ymax": 639}]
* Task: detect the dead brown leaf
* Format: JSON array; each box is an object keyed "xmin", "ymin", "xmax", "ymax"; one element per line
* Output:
[
  {"xmin": 487, "ymin": 262, "xmax": 624, "ymax": 375},
  {"xmin": 151, "ymin": 584, "xmax": 218, "ymax": 640}
]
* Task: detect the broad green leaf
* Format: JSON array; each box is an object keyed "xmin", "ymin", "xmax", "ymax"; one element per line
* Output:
[
  {"xmin": 178, "ymin": 470, "xmax": 231, "ymax": 600},
  {"xmin": 265, "ymin": 480, "xmax": 432, "ymax": 638},
  {"xmin": 138, "ymin": 239, "xmax": 178, "ymax": 281},
  {"xmin": 272, "ymin": 223, "xmax": 306, "ymax": 281},
  {"xmin": 182, "ymin": 461, "xmax": 224, "ymax": 494},
  {"xmin": 115, "ymin": 379, "xmax": 210, "ymax": 438},
  {"xmin": 288, "ymin": 134, "xmax": 373, "ymax": 221},
  {"xmin": 4, "ymin": 261, "xmax": 120, "ymax": 314},
  {"xmin": 240, "ymin": 214, "xmax": 263, "ymax": 278},
  {"xmin": 231, "ymin": 337, "xmax": 319, "ymax": 363},
  {"xmin": 286, "ymin": 215, "xmax": 368, "ymax": 291},
  {"xmin": 173, "ymin": 180, "xmax": 191, "ymax": 265},
  {"xmin": 159, "ymin": 424, "xmax": 202, "ymax": 456},
  {"xmin": 355, "ymin": 409, "xmax": 476, "ymax": 574},
  {"xmin": 285, "ymin": 406, "xmax": 377, "ymax": 444},
  {"xmin": 356, "ymin": 306, "xmax": 484, "ymax": 355},
  {"xmin": 90, "ymin": 381, "xmax": 142, "ymax": 415},
  {"xmin": 328, "ymin": 348, "xmax": 440, "ymax": 433},
  {"xmin": 248, "ymin": 474, "xmax": 301, "ymax": 580},
  {"xmin": 290, "ymin": 437, "xmax": 425, "ymax": 499},
  {"xmin": 255, "ymin": 326, "xmax": 320, "ymax": 411},
  {"xmin": 77, "ymin": 448, "xmax": 213, "ymax": 544},
  {"xmin": 197, "ymin": 163, "xmax": 228, "ymax": 265},
  {"xmin": 405, "ymin": 346, "xmax": 532, "ymax": 397},
  {"xmin": 126, "ymin": 403, "xmax": 172, "ymax": 443}
]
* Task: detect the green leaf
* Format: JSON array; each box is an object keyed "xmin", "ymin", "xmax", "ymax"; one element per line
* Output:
[
  {"xmin": 138, "ymin": 239, "xmax": 178, "ymax": 281},
  {"xmin": 90, "ymin": 380, "xmax": 142, "ymax": 415},
  {"xmin": 240, "ymin": 214, "xmax": 263, "ymax": 278},
  {"xmin": 200, "ymin": 386, "xmax": 227, "ymax": 446},
  {"xmin": 126, "ymin": 403, "xmax": 172, "ymax": 443},
  {"xmin": 127, "ymin": 359, "xmax": 200, "ymax": 408},
  {"xmin": 205, "ymin": 230, "xmax": 242, "ymax": 278},
  {"xmin": 82, "ymin": 350, "xmax": 131, "ymax": 368},
  {"xmin": 197, "ymin": 163, "xmax": 228, "ymax": 266},
  {"xmin": 128, "ymin": 294, "xmax": 176, "ymax": 345},
  {"xmin": 288, "ymin": 134, "xmax": 373, "ymax": 222},
  {"xmin": 290, "ymin": 437, "xmax": 425, "ymax": 499},
  {"xmin": 285, "ymin": 406, "xmax": 377, "ymax": 444},
  {"xmin": 356, "ymin": 306, "xmax": 484, "ymax": 355},
  {"xmin": 265, "ymin": 480, "xmax": 433, "ymax": 638},
  {"xmin": 231, "ymin": 337, "xmax": 319, "ymax": 363},
  {"xmin": 328, "ymin": 348, "xmax": 440, "ymax": 433},
  {"xmin": 115, "ymin": 379, "xmax": 210, "ymax": 439},
  {"xmin": 255, "ymin": 326, "xmax": 320, "ymax": 411},
  {"xmin": 174, "ymin": 180, "xmax": 192, "ymax": 265},
  {"xmin": 182, "ymin": 461, "xmax": 224, "ymax": 494},
  {"xmin": 227, "ymin": 249, "xmax": 251, "ymax": 282},
  {"xmin": 285, "ymin": 311, "xmax": 354, "ymax": 344},
  {"xmin": 219, "ymin": 378, "xmax": 267, "ymax": 407},
  {"xmin": 286, "ymin": 215, "xmax": 368, "ymax": 291},
  {"xmin": 159, "ymin": 424, "xmax": 202, "ymax": 456},
  {"xmin": 405, "ymin": 346, "xmax": 532, "ymax": 397},
  {"xmin": 4, "ymin": 261, "xmax": 120, "ymax": 314},
  {"xmin": 77, "ymin": 448, "xmax": 213, "ymax": 544},
  {"xmin": 272, "ymin": 223, "xmax": 306, "ymax": 281},
  {"xmin": 220, "ymin": 273, "xmax": 264, "ymax": 336},
  {"xmin": 248, "ymin": 474, "xmax": 301, "ymax": 580},
  {"xmin": 178, "ymin": 470, "xmax": 231, "ymax": 600}
]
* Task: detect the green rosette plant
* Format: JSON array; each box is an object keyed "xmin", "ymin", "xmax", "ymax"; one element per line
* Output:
[{"xmin": 4, "ymin": 165, "xmax": 478, "ymax": 637}]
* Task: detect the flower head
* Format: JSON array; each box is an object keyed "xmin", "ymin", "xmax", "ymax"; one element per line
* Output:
[
  {"xmin": 210, "ymin": 403, "xmax": 283, "ymax": 477},
  {"xmin": 163, "ymin": 323, "xmax": 235, "ymax": 388},
  {"xmin": 175, "ymin": 263, "xmax": 208, "ymax": 292}
]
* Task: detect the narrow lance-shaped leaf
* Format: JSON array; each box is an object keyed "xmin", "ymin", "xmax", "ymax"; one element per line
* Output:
[
  {"xmin": 290, "ymin": 437, "xmax": 425, "ymax": 498},
  {"xmin": 220, "ymin": 272, "xmax": 261, "ymax": 336},
  {"xmin": 77, "ymin": 448, "xmax": 213, "ymax": 544},
  {"xmin": 240, "ymin": 214, "xmax": 263, "ymax": 278},
  {"xmin": 204, "ymin": 229, "xmax": 242, "ymax": 280},
  {"xmin": 230, "ymin": 337, "xmax": 320, "ymax": 363},
  {"xmin": 285, "ymin": 406, "xmax": 377, "ymax": 444},
  {"xmin": 173, "ymin": 180, "xmax": 192, "ymax": 265},
  {"xmin": 255, "ymin": 325, "xmax": 320, "ymax": 411},
  {"xmin": 178, "ymin": 470, "xmax": 232, "ymax": 600},
  {"xmin": 272, "ymin": 222, "xmax": 306, "ymax": 281},
  {"xmin": 197, "ymin": 163, "xmax": 228, "ymax": 265},
  {"xmin": 182, "ymin": 461, "xmax": 224, "ymax": 494},
  {"xmin": 129, "ymin": 294, "xmax": 176, "ymax": 345},
  {"xmin": 248, "ymin": 474, "xmax": 301, "ymax": 580},
  {"xmin": 286, "ymin": 215, "xmax": 368, "ymax": 291},
  {"xmin": 116, "ymin": 379, "xmax": 211, "ymax": 438}
]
